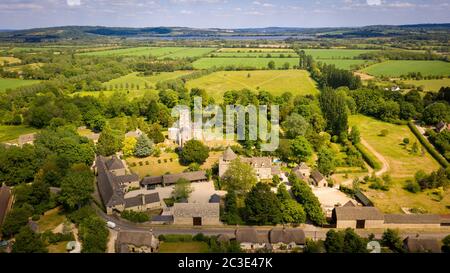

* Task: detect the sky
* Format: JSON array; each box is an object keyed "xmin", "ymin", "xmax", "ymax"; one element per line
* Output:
[{"xmin": 0, "ymin": 0, "xmax": 449, "ymax": 29}]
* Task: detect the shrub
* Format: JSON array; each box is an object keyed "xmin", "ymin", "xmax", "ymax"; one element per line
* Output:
[
  {"xmin": 379, "ymin": 129, "xmax": 389, "ymax": 137},
  {"xmin": 355, "ymin": 143, "xmax": 382, "ymax": 170},
  {"xmin": 408, "ymin": 122, "xmax": 449, "ymax": 168},
  {"xmin": 121, "ymin": 210, "xmax": 149, "ymax": 223},
  {"xmin": 158, "ymin": 159, "xmax": 162, "ymax": 164},
  {"xmin": 404, "ymin": 179, "xmax": 421, "ymax": 193}
]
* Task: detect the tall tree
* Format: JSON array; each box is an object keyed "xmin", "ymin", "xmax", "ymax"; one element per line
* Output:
[
  {"xmin": 96, "ymin": 125, "xmax": 124, "ymax": 156},
  {"xmin": 291, "ymin": 136, "xmax": 313, "ymax": 163},
  {"xmin": 12, "ymin": 227, "xmax": 48, "ymax": 253},
  {"xmin": 59, "ymin": 164, "xmax": 94, "ymax": 210},
  {"xmin": 244, "ymin": 183, "xmax": 282, "ymax": 225},
  {"xmin": 172, "ymin": 178, "xmax": 193, "ymax": 202},
  {"xmin": 319, "ymin": 88, "xmax": 349, "ymax": 136},
  {"xmin": 134, "ymin": 134, "xmax": 154, "ymax": 158},
  {"xmin": 317, "ymin": 147, "xmax": 336, "ymax": 176},
  {"xmin": 179, "ymin": 140, "xmax": 209, "ymax": 165},
  {"xmin": 221, "ymin": 158, "xmax": 258, "ymax": 193}
]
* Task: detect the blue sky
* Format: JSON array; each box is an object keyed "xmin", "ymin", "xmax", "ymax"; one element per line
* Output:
[{"xmin": 0, "ymin": 0, "xmax": 449, "ymax": 29}]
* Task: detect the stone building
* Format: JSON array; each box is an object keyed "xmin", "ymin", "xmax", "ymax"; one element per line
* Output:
[
  {"xmin": 269, "ymin": 228, "xmax": 306, "ymax": 250},
  {"xmin": 115, "ymin": 231, "xmax": 159, "ymax": 253},
  {"xmin": 219, "ymin": 147, "xmax": 275, "ymax": 180},
  {"xmin": 95, "ymin": 156, "xmax": 161, "ymax": 215},
  {"xmin": 333, "ymin": 206, "xmax": 385, "ymax": 229},
  {"xmin": 172, "ymin": 203, "xmax": 220, "ymax": 226}
]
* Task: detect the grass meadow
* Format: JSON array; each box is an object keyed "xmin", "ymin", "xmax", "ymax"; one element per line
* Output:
[
  {"xmin": 185, "ymin": 70, "xmax": 319, "ymax": 101},
  {"xmin": 362, "ymin": 60, "xmax": 450, "ymax": 77},
  {"xmin": 192, "ymin": 57, "xmax": 299, "ymax": 69}
]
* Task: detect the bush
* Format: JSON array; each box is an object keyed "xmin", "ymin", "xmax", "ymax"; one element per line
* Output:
[
  {"xmin": 379, "ymin": 129, "xmax": 389, "ymax": 137},
  {"xmin": 31, "ymin": 215, "xmax": 40, "ymax": 221},
  {"xmin": 355, "ymin": 143, "xmax": 382, "ymax": 170},
  {"xmin": 121, "ymin": 210, "xmax": 149, "ymax": 223},
  {"xmin": 159, "ymin": 234, "xmax": 193, "ymax": 242},
  {"xmin": 408, "ymin": 122, "xmax": 449, "ymax": 168},
  {"xmin": 193, "ymin": 233, "xmax": 207, "ymax": 242},
  {"xmin": 405, "ymin": 179, "xmax": 421, "ymax": 193}
]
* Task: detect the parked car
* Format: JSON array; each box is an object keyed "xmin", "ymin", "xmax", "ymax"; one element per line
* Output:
[{"xmin": 106, "ymin": 221, "xmax": 116, "ymax": 229}]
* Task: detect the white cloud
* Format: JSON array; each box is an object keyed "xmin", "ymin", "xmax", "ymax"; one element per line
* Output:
[
  {"xmin": 366, "ymin": 0, "xmax": 382, "ymax": 6},
  {"xmin": 180, "ymin": 9, "xmax": 193, "ymax": 14},
  {"xmin": 67, "ymin": 0, "xmax": 81, "ymax": 7}
]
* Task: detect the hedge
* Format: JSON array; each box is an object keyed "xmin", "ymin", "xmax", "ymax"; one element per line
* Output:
[
  {"xmin": 408, "ymin": 122, "xmax": 449, "ymax": 168},
  {"xmin": 355, "ymin": 143, "xmax": 382, "ymax": 170}
]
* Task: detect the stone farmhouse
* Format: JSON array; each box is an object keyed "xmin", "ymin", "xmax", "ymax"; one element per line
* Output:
[
  {"xmin": 115, "ymin": 230, "xmax": 159, "ymax": 253},
  {"xmin": 141, "ymin": 171, "xmax": 208, "ymax": 190},
  {"xmin": 219, "ymin": 147, "xmax": 278, "ymax": 180},
  {"xmin": 95, "ymin": 156, "xmax": 162, "ymax": 215},
  {"xmin": 269, "ymin": 228, "xmax": 306, "ymax": 251},
  {"xmin": 293, "ymin": 163, "xmax": 328, "ymax": 188},
  {"xmin": 403, "ymin": 236, "xmax": 442, "ymax": 253}
]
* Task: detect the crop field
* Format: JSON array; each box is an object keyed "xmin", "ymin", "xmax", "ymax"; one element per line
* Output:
[
  {"xmin": 0, "ymin": 125, "xmax": 37, "ymax": 143},
  {"xmin": 0, "ymin": 78, "xmax": 40, "ymax": 92},
  {"xmin": 362, "ymin": 60, "xmax": 450, "ymax": 77},
  {"xmin": 402, "ymin": 78, "xmax": 450, "ymax": 91},
  {"xmin": 349, "ymin": 115, "xmax": 448, "ymax": 214},
  {"xmin": 192, "ymin": 57, "xmax": 299, "ymax": 69},
  {"xmin": 217, "ymin": 48, "xmax": 295, "ymax": 53},
  {"xmin": 79, "ymin": 46, "xmax": 216, "ymax": 58},
  {"xmin": 209, "ymin": 52, "xmax": 298, "ymax": 58},
  {"xmin": 0, "ymin": 56, "xmax": 21, "ymax": 65},
  {"xmin": 185, "ymin": 70, "xmax": 318, "ymax": 101},
  {"xmin": 301, "ymin": 49, "xmax": 377, "ymax": 59},
  {"xmin": 103, "ymin": 71, "xmax": 194, "ymax": 90},
  {"xmin": 316, "ymin": 59, "xmax": 371, "ymax": 70}
]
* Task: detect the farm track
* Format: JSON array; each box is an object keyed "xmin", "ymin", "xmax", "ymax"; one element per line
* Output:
[{"xmin": 340, "ymin": 138, "xmax": 390, "ymax": 187}]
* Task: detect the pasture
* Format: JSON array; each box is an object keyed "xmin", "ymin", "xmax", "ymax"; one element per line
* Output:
[
  {"xmin": 71, "ymin": 89, "xmax": 156, "ymax": 100},
  {"xmin": 218, "ymin": 48, "xmax": 295, "ymax": 53},
  {"xmin": 362, "ymin": 60, "xmax": 450, "ymax": 77},
  {"xmin": 210, "ymin": 52, "xmax": 298, "ymax": 58},
  {"xmin": 349, "ymin": 115, "xmax": 448, "ymax": 214},
  {"xmin": 185, "ymin": 70, "xmax": 319, "ymax": 101},
  {"xmin": 192, "ymin": 57, "xmax": 299, "ymax": 69},
  {"xmin": 0, "ymin": 78, "xmax": 40, "ymax": 92},
  {"xmin": 300, "ymin": 49, "xmax": 377, "ymax": 59},
  {"xmin": 316, "ymin": 59, "xmax": 370, "ymax": 70},
  {"xmin": 0, "ymin": 125, "xmax": 37, "ymax": 143},
  {"xmin": 103, "ymin": 71, "xmax": 194, "ymax": 90},
  {"xmin": 79, "ymin": 46, "xmax": 215, "ymax": 58},
  {"xmin": 402, "ymin": 78, "xmax": 450, "ymax": 92}
]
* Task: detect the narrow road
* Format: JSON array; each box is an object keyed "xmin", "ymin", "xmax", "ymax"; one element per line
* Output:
[{"xmin": 340, "ymin": 138, "xmax": 390, "ymax": 187}]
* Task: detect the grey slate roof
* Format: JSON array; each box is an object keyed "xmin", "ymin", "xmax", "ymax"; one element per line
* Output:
[
  {"xmin": 235, "ymin": 228, "xmax": 269, "ymax": 244},
  {"xmin": 384, "ymin": 214, "xmax": 441, "ymax": 224},
  {"xmin": 141, "ymin": 171, "xmax": 207, "ymax": 186},
  {"xmin": 242, "ymin": 157, "xmax": 272, "ymax": 168},
  {"xmin": 173, "ymin": 203, "xmax": 220, "ymax": 218},
  {"xmin": 96, "ymin": 156, "xmax": 125, "ymax": 208},
  {"xmin": 354, "ymin": 190, "xmax": 374, "ymax": 207},
  {"xmin": 151, "ymin": 215, "xmax": 174, "ymax": 222},
  {"xmin": 311, "ymin": 170, "xmax": 325, "ymax": 183},
  {"xmin": 105, "ymin": 156, "xmax": 125, "ymax": 170},
  {"xmin": 222, "ymin": 147, "xmax": 237, "ymax": 161},
  {"xmin": 209, "ymin": 194, "xmax": 221, "ymax": 203},
  {"xmin": 269, "ymin": 228, "xmax": 306, "ymax": 245},
  {"xmin": 124, "ymin": 193, "xmax": 160, "ymax": 209},
  {"xmin": 403, "ymin": 237, "xmax": 442, "ymax": 253},
  {"xmin": 334, "ymin": 206, "xmax": 384, "ymax": 221},
  {"xmin": 113, "ymin": 173, "xmax": 140, "ymax": 185}
]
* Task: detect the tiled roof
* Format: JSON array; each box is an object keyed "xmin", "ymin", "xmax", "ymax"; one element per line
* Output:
[
  {"xmin": 269, "ymin": 228, "xmax": 306, "ymax": 245},
  {"xmin": 384, "ymin": 214, "xmax": 441, "ymax": 224},
  {"xmin": 334, "ymin": 207, "xmax": 384, "ymax": 221}
]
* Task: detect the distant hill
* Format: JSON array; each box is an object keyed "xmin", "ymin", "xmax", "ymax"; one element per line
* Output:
[{"xmin": 0, "ymin": 24, "xmax": 449, "ymax": 42}]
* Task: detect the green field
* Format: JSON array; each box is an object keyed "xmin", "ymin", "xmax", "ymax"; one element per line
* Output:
[
  {"xmin": 192, "ymin": 57, "xmax": 299, "ymax": 69},
  {"xmin": 301, "ymin": 49, "xmax": 377, "ymax": 59},
  {"xmin": 185, "ymin": 70, "xmax": 318, "ymax": 101},
  {"xmin": 0, "ymin": 125, "xmax": 37, "ymax": 142},
  {"xmin": 218, "ymin": 48, "xmax": 295, "ymax": 53},
  {"xmin": 0, "ymin": 78, "xmax": 40, "ymax": 92},
  {"xmin": 159, "ymin": 242, "xmax": 210, "ymax": 253},
  {"xmin": 349, "ymin": 115, "xmax": 448, "ymax": 214},
  {"xmin": 79, "ymin": 46, "xmax": 216, "ymax": 58},
  {"xmin": 362, "ymin": 60, "xmax": 450, "ymax": 77},
  {"xmin": 403, "ymin": 78, "xmax": 450, "ymax": 91},
  {"xmin": 209, "ymin": 52, "xmax": 298, "ymax": 58},
  {"xmin": 103, "ymin": 71, "xmax": 194, "ymax": 90},
  {"xmin": 72, "ymin": 89, "xmax": 156, "ymax": 99},
  {"xmin": 316, "ymin": 59, "xmax": 371, "ymax": 70}
]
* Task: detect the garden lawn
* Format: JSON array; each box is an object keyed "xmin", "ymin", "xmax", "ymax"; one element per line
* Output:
[
  {"xmin": 185, "ymin": 70, "xmax": 318, "ymax": 101},
  {"xmin": 127, "ymin": 152, "xmax": 186, "ymax": 177},
  {"xmin": 0, "ymin": 78, "xmax": 40, "ymax": 92},
  {"xmin": 362, "ymin": 60, "xmax": 450, "ymax": 77},
  {"xmin": 0, "ymin": 125, "xmax": 37, "ymax": 143},
  {"xmin": 159, "ymin": 242, "xmax": 210, "ymax": 253},
  {"xmin": 37, "ymin": 207, "xmax": 68, "ymax": 232},
  {"xmin": 192, "ymin": 57, "xmax": 299, "ymax": 69},
  {"xmin": 349, "ymin": 115, "xmax": 448, "ymax": 214},
  {"xmin": 402, "ymin": 78, "xmax": 450, "ymax": 92}
]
